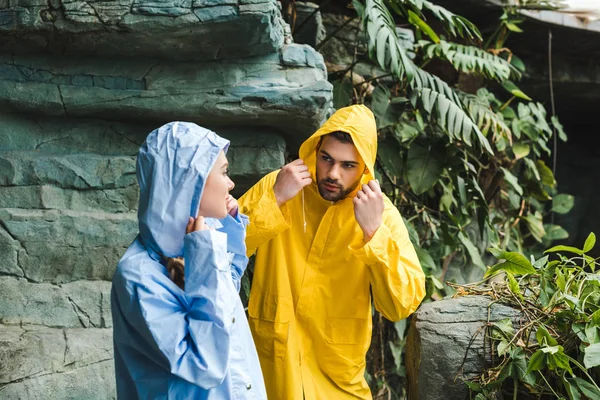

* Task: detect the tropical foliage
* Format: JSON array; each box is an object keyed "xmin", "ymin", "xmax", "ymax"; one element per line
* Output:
[{"xmin": 455, "ymin": 233, "xmax": 600, "ymax": 399}]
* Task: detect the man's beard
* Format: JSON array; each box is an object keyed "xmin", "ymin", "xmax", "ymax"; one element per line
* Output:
[{"xmin": 317, "ymin": 177, "xmax": 361, "ymax": 202}]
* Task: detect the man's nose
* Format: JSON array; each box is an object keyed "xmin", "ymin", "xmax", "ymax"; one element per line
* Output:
[{"xmin": 329, "ymin": 164, "xmax": 341, "ymax": 180}]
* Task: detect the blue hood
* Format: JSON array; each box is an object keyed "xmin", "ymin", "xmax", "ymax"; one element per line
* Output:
[{"xmin": 136, "ymin": 121, "xmax": 229, "ymax": 259}]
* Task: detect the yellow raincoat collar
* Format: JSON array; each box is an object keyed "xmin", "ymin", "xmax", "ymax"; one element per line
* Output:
[{"xmin": 298, "ymin": 104, "xmax": 378, "ymax": 196}]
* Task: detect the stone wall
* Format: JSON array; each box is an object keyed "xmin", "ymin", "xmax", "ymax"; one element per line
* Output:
[{"xmin": 0, "ymin": 1, "xmax": 332, "ymax": 397}]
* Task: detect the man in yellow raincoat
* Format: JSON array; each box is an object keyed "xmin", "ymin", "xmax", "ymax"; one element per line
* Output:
[{"xmin": 238, "ymin": 104, "xmax": 426, "ymax": 399}]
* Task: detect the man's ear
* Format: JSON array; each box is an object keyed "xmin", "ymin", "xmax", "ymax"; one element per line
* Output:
[{"xmin": 363, "ymin": 166, "xmax": 369, "ymax": 175}]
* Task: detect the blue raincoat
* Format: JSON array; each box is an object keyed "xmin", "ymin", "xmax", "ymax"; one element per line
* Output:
[{"xmin": 111, "ymin": 122, "xmax": 267, "ymax": 400}]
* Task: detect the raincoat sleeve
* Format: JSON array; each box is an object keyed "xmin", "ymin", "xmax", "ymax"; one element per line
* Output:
[
  {"xmin": 238, "ymin": 170, "xmax": 292, "ymax": 256},
  {"xmin": 134, "ymin": 229, "xmax": 237, "ymax": 388},
  {"xmin": 218, "ymin": 212, "xmax": 250, "ymax": 291},
  {"xmin": 349, "ymin": 200, "xmax": 426, "ymax": 322}
]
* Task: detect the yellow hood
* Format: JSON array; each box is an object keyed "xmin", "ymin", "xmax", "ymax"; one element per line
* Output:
[{"xmin": 299, "ymin": 104, "xmax": 378, "ymax": 183}]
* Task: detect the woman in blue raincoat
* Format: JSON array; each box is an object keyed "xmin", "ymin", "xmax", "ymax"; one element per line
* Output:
[{"xmin": 111, "ymin": 122, "xmax": 267, "ymax": 399}]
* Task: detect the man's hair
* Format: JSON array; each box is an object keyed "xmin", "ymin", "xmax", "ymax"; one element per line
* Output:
[{"xmin": 318, "ymin": 131, "xmax": 354, "ymax": 149}]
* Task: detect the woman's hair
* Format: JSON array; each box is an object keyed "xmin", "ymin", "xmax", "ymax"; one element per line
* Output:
[{"xmin": 164, "ymin": 257, "xmax": 185, "ymax": 289}]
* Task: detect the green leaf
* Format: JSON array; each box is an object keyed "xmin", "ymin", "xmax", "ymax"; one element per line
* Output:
[
  {"xmin": 565, "ymin": 378, "xmax": 582, "ymax": 400},
  {"xmin": 395, "ymin": 121, "xmax": 420, "ymax": 142},
  {"xmin": 536, "ymin": 160, "xmax": 556, "ymax": 186},
  {"xmin": 583, "ymin": 233, "xmax": 596, "ymax": 253},
  {"xmin": 583, "ymin": 343, "xmax": 600, "ymax": 369},
  {"xmin": 526, "ymin": 349, "xmax": 546, "ymax": 374},
  {"xmin": 363, "ymin": 0, "xmax": 415, "ymax": 82},
  {"xmin": 505, "ymin": 22, "xmax": 523, "ymax": 32},
  {"xmin": 506, "ymin": 271, "xmax": 523, "ymax": 301},
  {"xmin": 497, "ymin": 339, "xmax": 510, "ymax": 356},
  {"xmin": 537, "ymin": 326, "xmax": 559, "ymax": 347},
  {"xmin": 551, "ymin": 115, "xmax": 568, "ymax": 142},
  {"xmin": 543, "ymin": 224, "xmax": 569, "ymax": 241},
  {"xmin": 510, "ymin": 54, "xmax": 526, "ymax": 72},
  {"xmin": 458, "ymin": 231, "xmax": 485, "ymax": 270},
  {"xmin": 421, "ymin": 1, "xmax": 482, "ymax": 40},
  {"xmin": 552, "ymin": 194, "xmax": 575, "ymax": 214},
  {"xmin": 377, "ymin": 137, "xmax": 403, "ymax": 178},
  {"xmin": 512, "ymin": 143, "xmax": 530, "ymax": 159},
  {"xmin": 573, "ymin": 377, "xmax": 600, "ymax": 398},
  {"xmin": 545, "ymin": 245, "xmax": 584, "ymax": 256},
  {"xmin": 408, "ymin": 10, "xmax": 440, "ymax": 43},
  {"xmin": 332, "ymin": 79, "xmax": 353, "ymax": 109},
  {"xmin": 370, "ymin": 85, "xmax": 391, "ymax": 128},
  {"xmin": 500, "ymin": 167, "xmax": 523, "ymax": 196},
  {"xmin": 410, "ymin": 69, "xmax": 493, "ymax": 154},
  {"xmin": 421, "ymin": 41, "xmax": 517, "ymax": 82},
  {"xmin": 493, "ymin": 318, "xmax": 515, "ymax": 337},
  {"xmin": 485, "ymin": 249, "xmax": 535, "ymax": 278},
  {"xmin": 407, "ymin": 141, "xmax": 444, "ymax": 195},
  {"xmin": 501, "ymin": 80, "xmax": 532, "ymax": 101},
  {"xmin": 415, "ymin": 245, "xmax": 437, "ymax": 274},
  {"xmin": 533, "ymin": 255, "xmax": 549, "ymax": 269},
  {"xmin": 524, "ymin": 212, "xmax": 545, "ymax": 243}
]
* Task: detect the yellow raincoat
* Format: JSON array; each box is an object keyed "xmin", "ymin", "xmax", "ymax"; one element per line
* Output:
[{"xmin": 238, "ymin": 105, "xmax": 425, "ymax": 399}]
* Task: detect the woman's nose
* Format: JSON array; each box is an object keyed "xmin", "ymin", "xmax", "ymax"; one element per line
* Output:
[{"xmin": 228, "ymin": 177, "xmax": 235, "ymax": 191}]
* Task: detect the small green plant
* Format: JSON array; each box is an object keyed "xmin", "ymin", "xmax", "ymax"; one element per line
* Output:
[{"xmin": 455, "ymin": 233, "xmax": 600, "ymax": 399}]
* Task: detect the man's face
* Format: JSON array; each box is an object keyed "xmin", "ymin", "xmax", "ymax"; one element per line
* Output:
[{"xmin": 316, "ymin": 136, "xmax": 365, "ymax": 202}]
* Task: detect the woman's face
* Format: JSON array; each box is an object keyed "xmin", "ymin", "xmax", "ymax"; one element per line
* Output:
[{"xmin": 198, "ymin": 151, "xmax": 234, "ymax": 219}]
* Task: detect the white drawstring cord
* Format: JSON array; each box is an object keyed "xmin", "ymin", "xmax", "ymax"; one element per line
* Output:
[{"xmin": 301, "ymin": 188, "xmax": 306, "ymax": 233}]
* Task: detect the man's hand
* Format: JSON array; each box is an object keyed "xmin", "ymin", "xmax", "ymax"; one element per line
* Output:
[
  {"xmin": 186, "ymin": 216, "xmax": 210, "ymax": 233},
  {"xmin": 226, "ymin": 195, "xmax": 239, "ymax": 218},
  {"xmin": 353, "ymin": 180, "xmax": 384, "ymax": 243},
  {"xmin": 273, "ymin": 159, "xmax": 312, "ymax": 207}
]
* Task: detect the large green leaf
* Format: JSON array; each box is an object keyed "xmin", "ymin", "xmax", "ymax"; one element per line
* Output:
[
  {"xmin": 422, "ymin": 41, "xmax": 519, "ymax": 81},
  {"xmin": 485, "ymin": 248, "xmax": 536, "ymax": 277},
  {"xmin": 573, "ymin": 377, "xmax": 600, "ymax": 399},
  {"xmin": 543, "ymin": 224, "xmax": 569, "ymax": 241},
  {"xmin": 420, "ymin": 1, "xmax": 482, "ymax": 40},
  {"xmin": 377, "ymin": 137, "xmax": 403, "ymax": 179},
  {"xmin": 552, "ymin": 194, "xmax": 574, "ymax": 214},
  {"xmin": 584, "ymin": 343, "xmax": 600, "ymax": 368},
  {"xmin": 407, "ymin": 141, "xmax": 444, "ymax": 194},
  {"xmin": 332, "ymin": 78, "xmax": 353, "ymax": 110},
  {"xmin": 458, "ymin": 231, "xmax": 486, "ymax": 270},
  {"xmin": 410, "ymin": 72, "xmax": 493, "ymax": 154},
  {"xmin": 363, "ymin": 0, "xmax": 415, "ymax": 82},
  {"xmin": 460, "ymin": 91, "xmax": 511, "ymax": 139}
]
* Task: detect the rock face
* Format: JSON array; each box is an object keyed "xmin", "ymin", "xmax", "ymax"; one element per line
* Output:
[
  {"xmin": 405, "ymin": 296, "xmax": 521, "ymax": 400},
  {"xmin": 0, "ymin": 1, "xmax": 332, "ymax": 397}
]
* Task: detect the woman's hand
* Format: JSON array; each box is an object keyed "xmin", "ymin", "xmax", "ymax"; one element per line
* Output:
[
  {"xmin": 186, "ymin": 216, "xmax": 210, "ymax": 233},
  {"xmin": 226, "ymin": 195, "xmax": 239, "ymax": 218}
]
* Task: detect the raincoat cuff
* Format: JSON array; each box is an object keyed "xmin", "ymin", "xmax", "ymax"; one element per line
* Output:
[
  {"xmin": 349, "ymin": 222, "xmax": 392, "ymax": 265},
  {"xmin": 266, "ymin": 187, "xmax": 292, "ymax": 229},
  {"xmin": 184, "ymin": 230, "xmax": 230, "ymax": 293},
  {"xmin": 221, "ymin": 212, "xmax": 249, "ymax": 230}
]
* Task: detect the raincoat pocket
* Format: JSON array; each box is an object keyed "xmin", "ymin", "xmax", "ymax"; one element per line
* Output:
[{"xmin": 248, "ymin": 293, "xmax": 293, "ymax": 361}]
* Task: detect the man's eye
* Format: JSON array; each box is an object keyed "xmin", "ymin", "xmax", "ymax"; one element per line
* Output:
[
  {"xmin": 344, "ymin": 164, "xmax": 355, "ymax": 169},
  {"xmin": 321, "ymin": 155, "xmax": 331, "ymax": 162}
]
